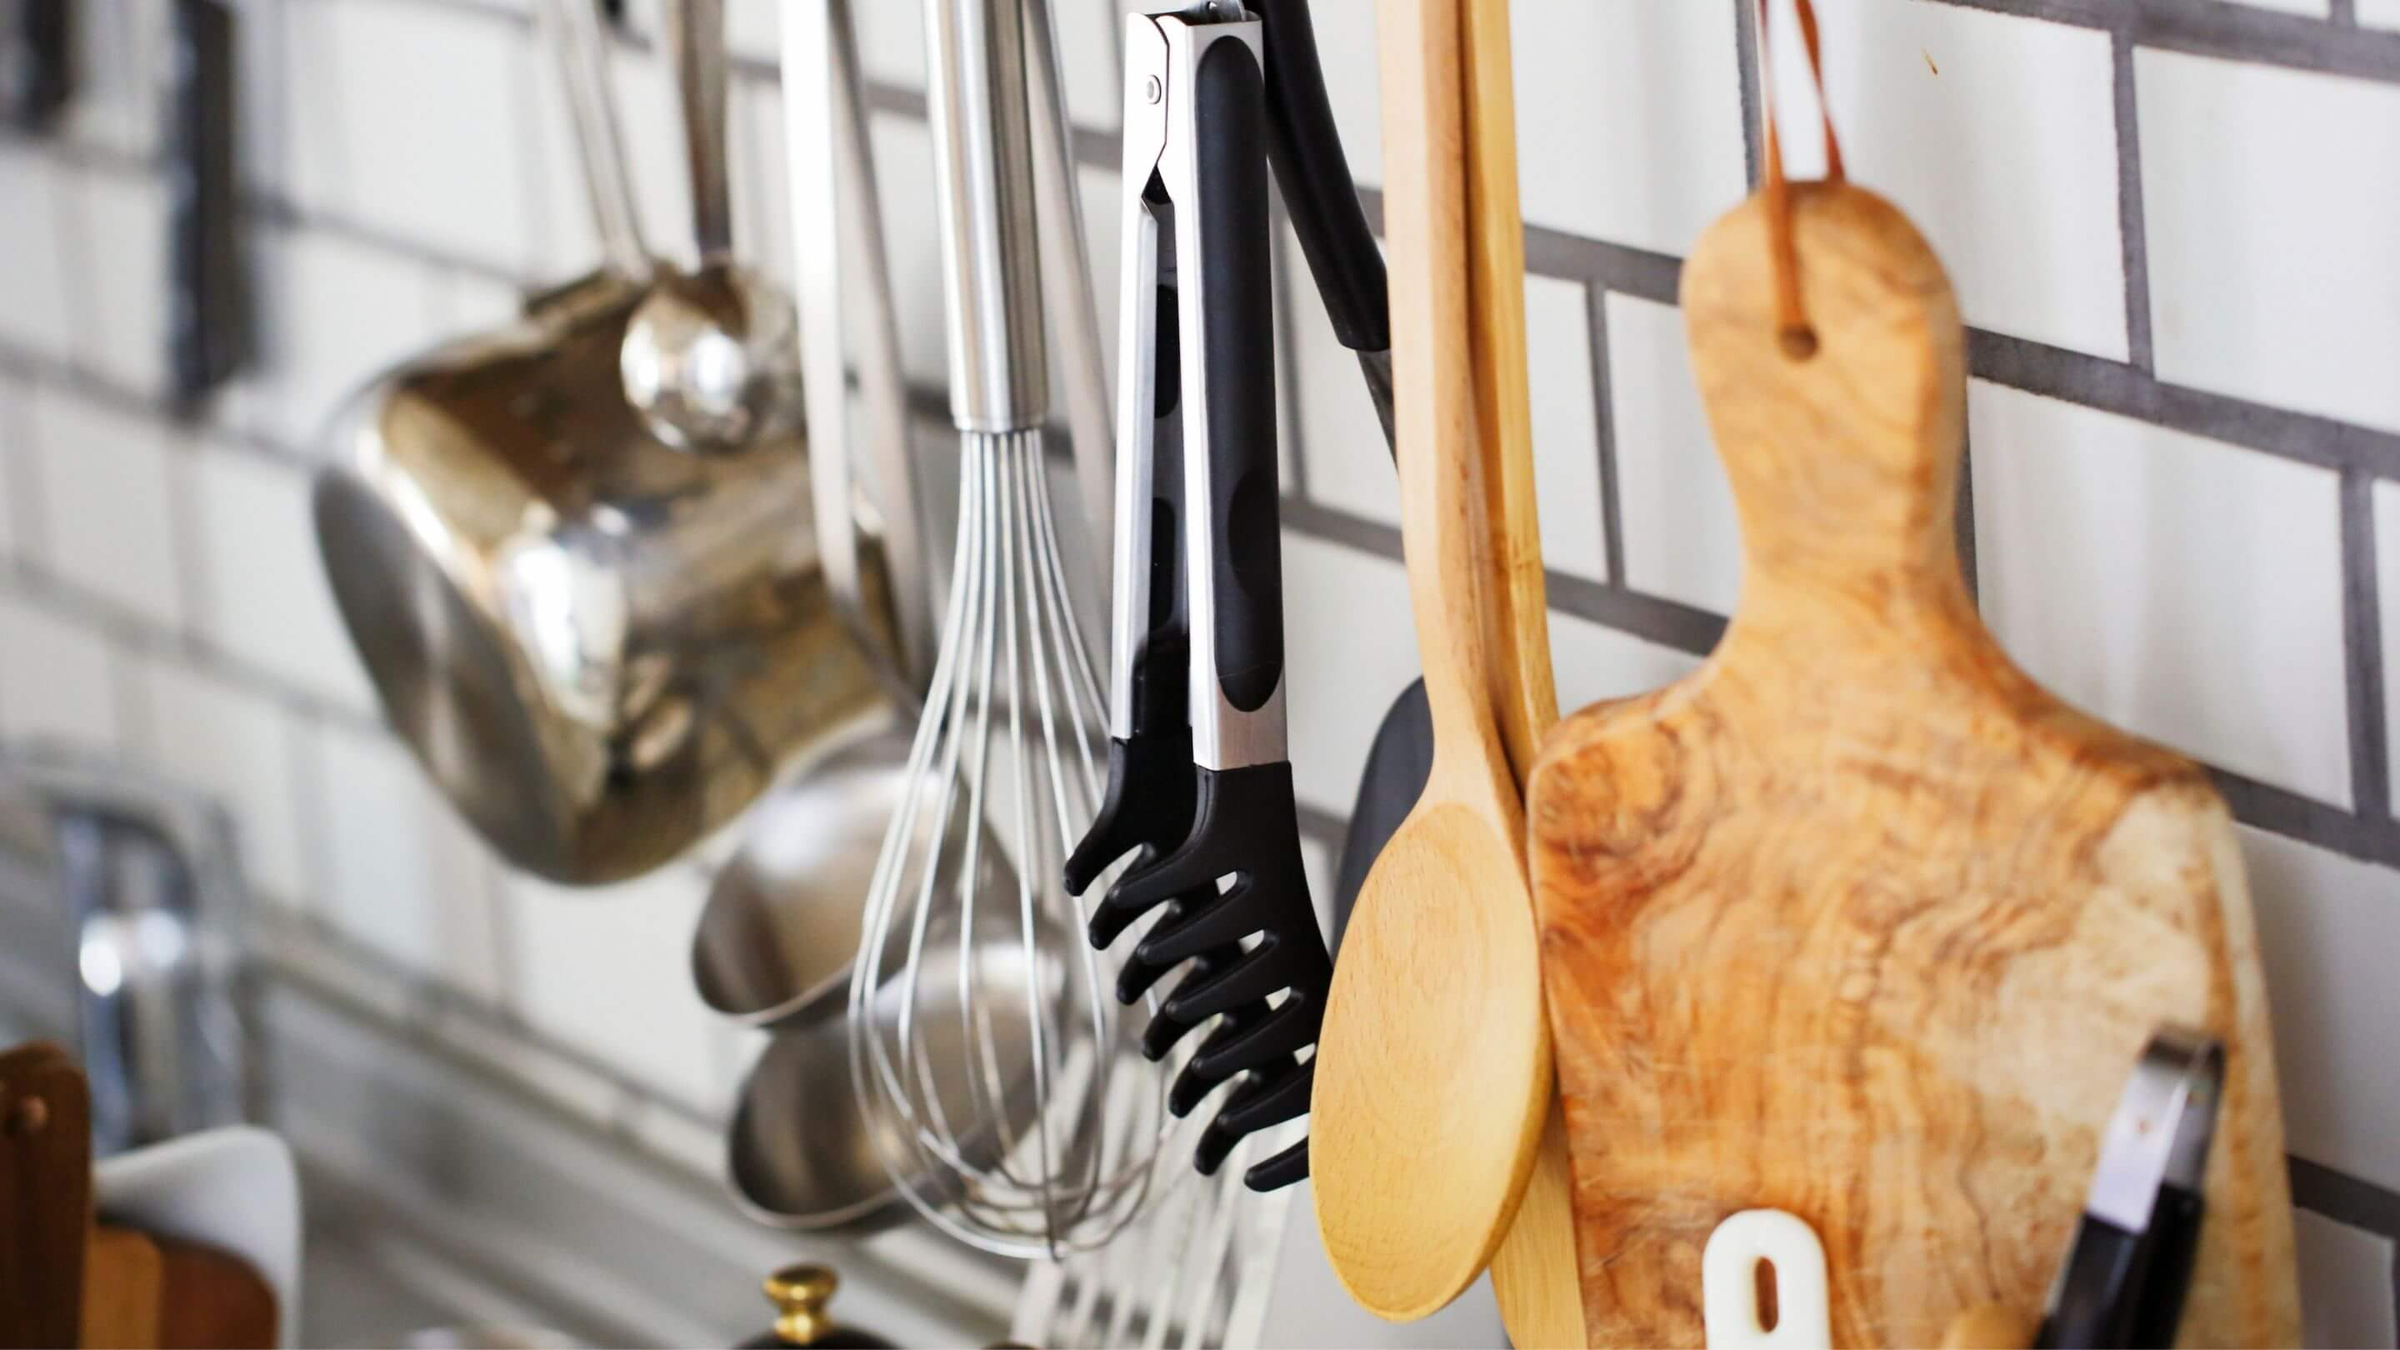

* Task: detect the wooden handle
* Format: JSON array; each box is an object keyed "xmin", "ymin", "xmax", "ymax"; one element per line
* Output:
[
  {"xmin": 1461, "ymin": 0, "xmax": 1555, "ymax": 782},
  {"xmin": 1938, "ymin": 1304, "xmax": 2036, "ymax": 1350},
  {"xmin": 1384, "ymin": 0, "xmax": 1501, "ymax": 765},
  {"xmin": 1685, "ymin": 184, "xmax": 1971, "ymax": 631},
  {"xmin": 1, "ymin": 1042, "xmax": 89, "ymax": 1350},
  {"xmin": 1460, "ymin": 1, "xmax": 1577, "ymax": 1344}
]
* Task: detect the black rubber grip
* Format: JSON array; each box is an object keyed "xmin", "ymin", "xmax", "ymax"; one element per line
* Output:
[
  {"xmin": 2125, "ymin": 1186, "xmax": 2204, "ymax": 1350},
  {"xmin": 1194, "ymin": 39, "xmax": 1282, "ymax": 714},
  {"xmin": 1248, "ymin": 0, "xmax": 1388, "ymax": 354},
  {"xmin": 2038, "ymin": 1216, "xmax": 2146, "ymax": 1349}
]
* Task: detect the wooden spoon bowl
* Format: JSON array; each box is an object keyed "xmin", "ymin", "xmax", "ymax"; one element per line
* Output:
[
  {"xmin": 1309, "ymin": 0, "xmax": 1550, "ymax": 1317},
  {"xmin": 1314, "ymin": 798, "xmax": 1549, "ymax": 1318}
]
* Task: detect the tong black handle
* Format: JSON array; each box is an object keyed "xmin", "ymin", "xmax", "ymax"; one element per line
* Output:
[
  {"xmin": 1193, "ymin": 36, "xmax": 1282, "ymax": 714},
  {"xmin": 1248, "ymin": 0, "xmax": 1388, "ymax": 355},
  {"xmin": 2036, "ymin": 1186, "xmax": 2204, "ymax": 1350}
]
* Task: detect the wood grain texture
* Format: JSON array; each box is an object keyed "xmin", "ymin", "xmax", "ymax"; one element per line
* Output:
[
  {"xmin": 83, "ymin": 1225, "xmax": 166, "ymax": 1350},
  {"xmin": 1939, "ymin": 1303, "xmax": 2036, "ymax": 1349},
  {"xmin": 1458, "ymin": 0, "xmax": 1579, "ymax": 1341},
  {"xmin": 1526, "ymin": 183, "xmax": 2299, "ymax": 1348},
  {"xmin": 150, "ymin": 1237, "xmax": 279, "ymax": 1349},
  {"xmin": 1461, "ymin": 0, "xmax": 1554, "ymax": 787},
  {"xmin": 1, "ymin": 1042, "xmax": 90, "ymax": 1350},
  {"xmin": 1309, "ymin": 0, "xmax": 1550, "ymax": 1320}
]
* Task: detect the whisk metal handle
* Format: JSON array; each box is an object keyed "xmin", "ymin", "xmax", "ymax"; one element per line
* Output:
[{"xmin": 925, "ymin": 0, "xmax": 1048, "ymax": 432}]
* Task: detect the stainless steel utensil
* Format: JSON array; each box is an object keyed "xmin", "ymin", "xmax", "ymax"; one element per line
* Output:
[
  {"xmin": 1067, "ymin": 6, "xmax": 1329, "ymax": 1194},
  {"xmin": 315, "ymin": 0, "xmax": 889, "ymax": 885},
  {"xmin": 728, "ymin": 919, "xmax": 1046, "ymax": 1233},
  {"xmin": 619, "ymin": 0, "xmax": 801, "ymax": 454},
  {"xmin": 1007, "ymin": 1120, "xmax": 1298, "ymax": 1350},
  {"xmin": 687, "ymin": 0, "xmax": 939, "ymax": 1031},
  {"xmin": 845, "ymin": 0, "xmax": 1163, "ymax": 1259},
  {"xmin": 0, "ymin": 753, "xmax": 250, "ymax": 1158},
  {"xmin": 2036, "ymin": 1028, "xmax": 2225, "ymax": 1350}
]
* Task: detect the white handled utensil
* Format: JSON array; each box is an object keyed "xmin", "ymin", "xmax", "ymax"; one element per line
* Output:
[{"xmin": 1704, "ymin": 1209, "xmax": 1831, "ymax": 1350}]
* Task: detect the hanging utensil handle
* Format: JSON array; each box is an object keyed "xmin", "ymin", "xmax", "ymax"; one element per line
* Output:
[
  {"xmin": 926, "ymin": 0, "xmax": 1048, "ymax": 432},
  {"xmin": 1022, "ymin": 0, "xmax": 1116, "ymax": 554},
  {"xmin": 168, "ymin": 0, "xmax": 247, "ymax": 410},
  {"xmin": 663, "ymin": 0, "xmax": 733, "ymax": 262},
  {"xmin": 1181, "ymin": 29, "xmax": 1283, "ymax": 770},
  {"xmin": 786, "ymin": 0, "xmax": 931, "ymax": 692},
  {"xmin": 1063, "ymin": 12, "xmax": 1190, "ymax": 912},
  {"xmin": 540, "ymin": 0, "xmax": 650, "ymax": 276},
  {"xmin": 1246, "ymin": 0, "xmax": 1388, "ymax": 358}
]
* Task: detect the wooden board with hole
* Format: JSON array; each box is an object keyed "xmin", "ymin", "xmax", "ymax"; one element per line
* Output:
[{"xmin": 1525, "ymin": 184, "xmax": 2298, "ymax": 1349}]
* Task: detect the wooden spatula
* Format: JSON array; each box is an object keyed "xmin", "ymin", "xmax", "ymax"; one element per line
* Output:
[
  {"xmin": 1456, "ymin": 0, "xmax": 1581, "ymax": 1343},
  {"xmin": 1309, "ymin": 0, "xmax": 1550, "ymax": 1319},
  {"xmin": 1525, "ymin": 176, "xmax": 2299, "ymax": 1347}
]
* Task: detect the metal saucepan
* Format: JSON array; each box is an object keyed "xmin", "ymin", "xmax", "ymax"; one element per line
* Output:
[
  {"xmin": 687, "ymin": 0, "xmax": 937, "ymax": 1027},
  {"xmin": 725, "ymin": 915, "xmax": 1048, "ymax": 1233},
  {"xmin": 312, "ymin": 0, "xmax": 894, "ymax": 884}
]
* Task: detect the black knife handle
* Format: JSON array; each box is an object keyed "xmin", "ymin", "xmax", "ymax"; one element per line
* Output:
[
  {"xmin": 1247, "ymin": 0, "xmax": 1388, "ymax": 355},
  {"xmin": 169, "ymin": 0, "xmax": 247, "ymax": 410},
  {"xmin": 3, "ymin": 0, "xmax": 72, "ymax": 131},
  {"xmin": 1193, "ymin": 36, "xmax": 1281, "ymax": 714},
  {"xmin": 2037, "ymin": 1216, "xmax": 2147, "ymax": 1350}
]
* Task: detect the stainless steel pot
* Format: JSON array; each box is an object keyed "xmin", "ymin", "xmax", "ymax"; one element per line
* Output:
[
  {"xmin": 312, "ymin": 0, "xmax": 893, "ymax": 884},
  {"xmin": 314, "ymin": 276, "xmax": 891, "ymax": 884}
]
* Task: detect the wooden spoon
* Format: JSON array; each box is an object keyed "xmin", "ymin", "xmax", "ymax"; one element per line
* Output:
[
  {"xmin": 1457, "ymin": 0, "xmax": 1581, "ymax": 1343},
  {"xmin": 1308, "ymin": 0, "xmax": 1550, "ymax": 1319}
]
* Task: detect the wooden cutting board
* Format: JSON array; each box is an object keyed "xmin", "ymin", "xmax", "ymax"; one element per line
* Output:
[{"xmin": 1525, "ymin": 181, "xmax": 2299, "ymax": 1348}]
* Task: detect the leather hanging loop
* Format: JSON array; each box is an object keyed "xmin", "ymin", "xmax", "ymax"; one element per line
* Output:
[{"xmin": 1756, "ymin": 0, "xmax": 1844, "ymax": 358}]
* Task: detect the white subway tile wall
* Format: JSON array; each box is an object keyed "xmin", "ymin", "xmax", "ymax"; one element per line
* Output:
[
  {"xmin": 1968, "ymin": 383, "xmax": 2351, "ymax": 807},
  {"xmin": 2139, "ymin": 47, "xmax": 2400, "ymax": 435},
  {"xmin": 1766, "ymin": 0, "xmax": 2130, "ymax": 359},
  {"xmin": 0, "ymin": 0, "xmax": 2396, "ymax": 1329},
  {"xmin": 1606, "ymin": 291, "xmax": 1741, "ymax": 615},
  {"xmin": 2297, "ymin": 1211, "xmax": 2400, "ymax": 1350},
  {"xmin": 28, "ymin": 386, "xmax": 187, "ymax": 629}
]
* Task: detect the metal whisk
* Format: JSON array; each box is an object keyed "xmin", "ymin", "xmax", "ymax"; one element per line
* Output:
[{"xmin": 846, "ymin": 0, "xmax": 1167, "ymax": 1258}]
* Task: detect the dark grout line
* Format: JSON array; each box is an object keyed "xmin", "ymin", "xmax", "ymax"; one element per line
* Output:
[
  {"xmin": 2212, "ymin": 767, "xmax": 2400, "ymax": 869},
  {"xmin": 0, "ymin": 341, "xmax": 320, "ymax": 472},
  {"xmin": 2125, "ymin": 0, "xmax": 2400, "ymax": 83},
  {"xmin": 1965, "ymin": 329, "xmax": 2400, "ymax": 476},
  {"xmin": 243, "ymin": 193, "xmax": 529, "ymax": 289},
  {"xmin": 1733, "ymin": 0, "xmax": 1763, "ymax": 190},
  {"xmin": 1295, "ymin": 801, "xmax": 1349, "ymax": 853},
  {"xmin": 1955, "ymin": 434, "xmax": 1980, "ymax": 606},
  {"xmin": 269, "ymin": 908, "xmax": 723, "ymax": 1129},
  {"xmin": 1523, "ymin": 226, "xmax": 1683, "ymax": 306},
  {"xmin": 1584, "ymin": 285, "xmax": 1629, "ymax": 586},
  {"xmin": 1938, "ymin": 0, "xmax": 2400, "ymax": 84},
  {"xmin": 1286, "ymin": 487, "xmax": 2400, "ymax": 869},
  {"xmin": 1282, "ymin": 494, "xmax": 1404, "ymax": 560},
  {"xmin": 2290, "ymin": 1155, "xmax": 2400, "ymax": 1241},
  {"xmin": 283, "ymin": 0, "xmax": 529, "ymax": 26},
  {"xmin": 1544, "ymin": 570, "xmax": 1730, "ymax": 657},
  {"xmin": 2341, "ymin": 472, "xmax": 2392, "ymax": 820},
  {"xmin": 2330, "ymin": 0, "xmax": 2360, "ymax": 27},
  {"xmin": 0, "ymin": 558, "xmax": 387, "ymax": 742},
  {"xmin": 2110, "ymin": 32, "xmax": 2156, "ymax": 374},
  {"xmin": 1282, "ymin": 495, "xmax": 1729, "ymax": 657}
]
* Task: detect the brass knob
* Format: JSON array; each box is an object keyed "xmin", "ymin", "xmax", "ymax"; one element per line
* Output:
[{"xmin": 763, "ymin": 1264, "xmax": 839, "ymax": 1347}]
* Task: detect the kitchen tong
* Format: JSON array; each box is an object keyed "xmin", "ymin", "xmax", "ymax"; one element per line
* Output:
[
  {"xmin": 1066, "ymin": 0, "xmax": 1380, "ymax": 1193},
  {"xmin": 2036, "ymin": 1028, "xmax": 2225, "ymax": 1349}
]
